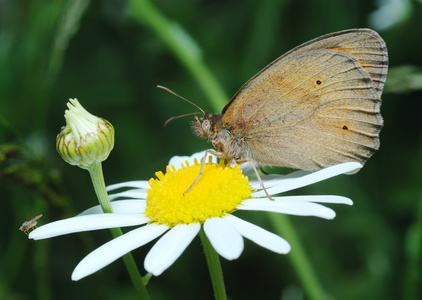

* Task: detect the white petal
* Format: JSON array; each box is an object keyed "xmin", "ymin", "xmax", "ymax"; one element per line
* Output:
[
  {"xmin": 239, "ymin": 162, "xmax": 254, "ymax": 175},
  {"xmin": 29, "ymin": 214, "xmax": 149, "ymax": 240},
  {"xmin": 204, "ymin": 217, "xmax": 244, "ymax": 260},
  {"xmin": 144, "ymin": 223, "xmax": 200, "ymax": 276},
  {"xmin": 72, "ymin": 223, "xmax": 168, "ymax": 281},
  {"xmin": 282, "ymin": 195, "xmax": 353, "ymax": 205},
  {"xmin": 252, "ymin": 162, "xmax": 362, "ymax": 197},
  {"xmin": 106, "ymin": 181, "xmax": 150, "ymax": 192},
  {"xmin": 108, "ymin": 189, "xmax": 147, "ymax": 200},
  {"xmin": 78, "ymin": 200, "xmax": 147, "ymax": 215},
  {"xmin": 238, "ymin": 198, "xmax": 337, "ymax": 219},
  {"xmin": 168, "ymin": 150, "xmax": 217, "ymax": 170},
  {"xmin": 224, "ymin": 215, "xmax": 291, "ymax": 254},
  {"xmin": 250, "ymin": 170, "xmax": 312, "ymax": 189}
]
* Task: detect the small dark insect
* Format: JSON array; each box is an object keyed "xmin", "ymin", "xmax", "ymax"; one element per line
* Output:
[{"xmin": 19, "ymin": 214, "xmax": 43, "ymax": 235}]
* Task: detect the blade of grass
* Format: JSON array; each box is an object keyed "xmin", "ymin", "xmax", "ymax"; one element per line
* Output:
[{"xmin": 127, "ymin": 0, "xmax": 227, "ymax": 111}]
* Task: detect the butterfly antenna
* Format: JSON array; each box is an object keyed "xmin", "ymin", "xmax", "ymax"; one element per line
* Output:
[
  {"xmin": 157, "ymin": 85, "xmax": 206, "ymax": 115},
  {"xmin": 164, "ymin": 112, "xmax": 202, "ymax": 126}
]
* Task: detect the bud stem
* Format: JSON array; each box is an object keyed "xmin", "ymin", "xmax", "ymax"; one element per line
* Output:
[{"xmin": 87, "ymin": 162, "xmax": 150, "ymax": 300}]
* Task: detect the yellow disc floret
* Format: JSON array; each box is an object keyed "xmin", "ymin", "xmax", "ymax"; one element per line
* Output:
[{"xmin": 146, "ymin": 159, "xmax": 253, "ymax": 227}]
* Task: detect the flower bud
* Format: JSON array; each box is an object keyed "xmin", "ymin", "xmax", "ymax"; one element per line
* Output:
[{"xmin": 56, "ymin": 99, "xmax": 114, "ymax": 168}]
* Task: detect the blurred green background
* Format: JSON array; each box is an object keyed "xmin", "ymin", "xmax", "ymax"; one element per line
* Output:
[{"xmin": 1, "ymin": 0, "xmax": 422, "ymax": 299}]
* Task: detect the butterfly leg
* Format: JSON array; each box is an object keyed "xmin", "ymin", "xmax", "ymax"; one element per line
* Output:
[
  {"xmin": 183, "ymin": 149, "xmax": 223, "ymax": 195},
  {"xmin": 250, "ymin": 161, "xmax": 274, "ymax": 200}
]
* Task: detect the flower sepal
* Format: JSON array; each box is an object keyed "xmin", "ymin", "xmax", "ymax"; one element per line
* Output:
[{"xmin": 56, "ymin": 99, "xmax": 114, "ymax": 169}]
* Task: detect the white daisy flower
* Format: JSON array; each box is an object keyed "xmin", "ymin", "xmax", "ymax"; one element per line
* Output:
[{"xmin": 29, "ymin": 150, "xmax": 358, "ymax": 280}]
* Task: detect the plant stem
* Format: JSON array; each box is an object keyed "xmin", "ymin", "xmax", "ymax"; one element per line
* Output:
[
  {"xmin": 127, "ymin": 0, "xmax": 228, "ymax": 111},
  {"xmin": 268, "ymin": 213, "xmax": 329, "ymax": 300},
  {"xmin": 199, "ymin": 228, "xmax": 227, "ymax": 300},
  {"xmin": 87, "ymin": 163, "xmax": 150, "ymax": 300},
  {"xmin": 403, "ymin": 186, "xmax": 422, "ymax": 300}
]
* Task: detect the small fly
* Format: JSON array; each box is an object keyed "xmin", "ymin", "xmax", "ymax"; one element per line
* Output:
[{"xmin": 19, "ymin": 214, "xmax": 43, "ymax": 235}]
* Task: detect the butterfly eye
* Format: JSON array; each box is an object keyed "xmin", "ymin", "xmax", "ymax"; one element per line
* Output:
[{"xmin": 202, "ymin": 119, "xmax": 211, "ymax": 131}]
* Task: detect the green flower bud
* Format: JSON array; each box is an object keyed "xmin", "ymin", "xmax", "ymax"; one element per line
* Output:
[{"xmin": 56, "ymin": 99, "xmax": 114, "ymax": 168}]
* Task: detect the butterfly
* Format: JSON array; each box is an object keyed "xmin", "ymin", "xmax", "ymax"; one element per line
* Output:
[{"xmin": 163, "ymin": 28, "xmax": 388, "ymax": 199}]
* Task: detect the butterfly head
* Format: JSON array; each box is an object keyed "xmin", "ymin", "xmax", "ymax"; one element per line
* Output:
[
  {"xmin": 192, "ymin": 113, "xmax": 225, "ymax": 138},
  {"xmin": 191, "ymin": 114, "xmax": 214, "ymax": 139}
]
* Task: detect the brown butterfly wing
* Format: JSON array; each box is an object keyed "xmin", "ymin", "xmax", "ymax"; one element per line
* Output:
[
  {"xmin": 222, "ymin": 29, "xmax": 387, "ymax": 170},
  {"xmin": 272, "ymin": 28, "xmax": 388, "ymax": 97}
]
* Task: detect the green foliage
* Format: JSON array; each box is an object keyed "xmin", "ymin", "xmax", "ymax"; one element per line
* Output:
[{"xmin": 1, "ymin": 0, "xmax": 422, "ymax": 299}]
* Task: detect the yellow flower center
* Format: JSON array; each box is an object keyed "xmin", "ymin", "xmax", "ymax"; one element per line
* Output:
[{"xmin": 145, "ymin": 158, "xmax": 253, "ymax": 227}]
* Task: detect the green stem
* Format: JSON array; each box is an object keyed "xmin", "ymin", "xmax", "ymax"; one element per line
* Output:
[
  {"xmin": 87, "ymin": 163, "xmax": 150, "ymax": 300},
  {"xmin": 403, "ymin": 187, "xmax": 422, "ymax": 300},
  {"xmin": 199, "ymin": 228, "xmax": 227, "ymax": 300},
  {"xmin": 46, "ymin": 0, "xmax": 89, "ymax": 87},
  {"xmin": 268, "ymin": 213, "xmax": 329, "ymax": 300},
  {"xmin": 127, "ymin": 0, "xmax": 228, "ymax": 111}
]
